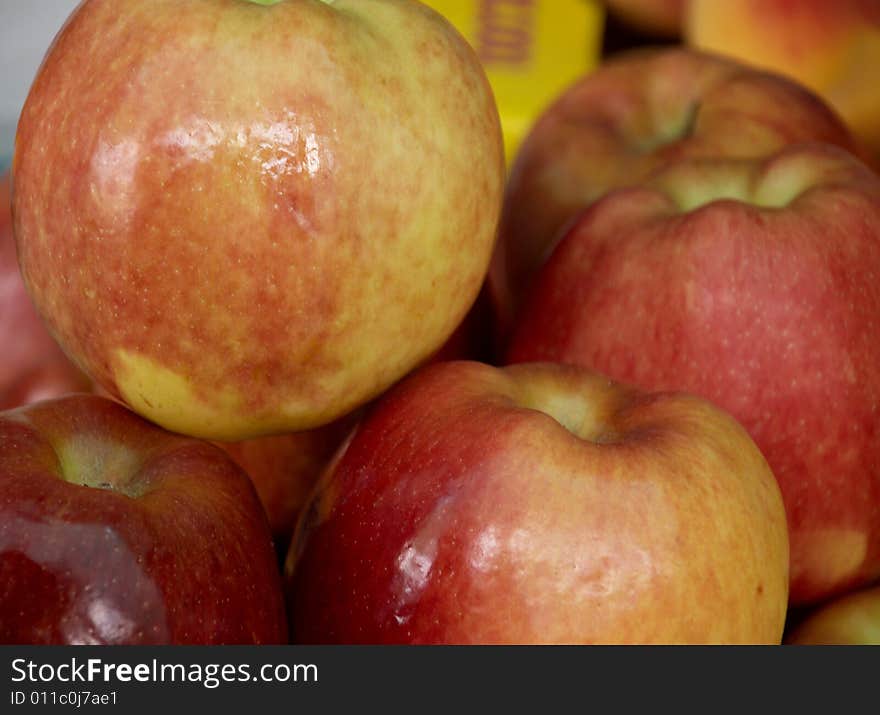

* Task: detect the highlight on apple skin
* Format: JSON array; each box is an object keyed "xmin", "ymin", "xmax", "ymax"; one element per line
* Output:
[
  {"xmin": 284, "ymin": 360, "xmax": 789, "ymax": 645},
  {"xmin": 506, "ymin": 142, "xmax": 880, "ymax": 607},
  {"xmin": 11, "ymin": 0, "xmax": 506, "ymax": 442},
  {"xmin": 0, "ymin": 393, "xmax": 288, "ymax": 645}
]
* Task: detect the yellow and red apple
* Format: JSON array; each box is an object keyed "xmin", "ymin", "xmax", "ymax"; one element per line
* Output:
[
  {"xmin": 507, "ymin": 143, "xmax": 880, "ymax": 607},
  {"xmin": 285, "ymin": 361, "xmax": 789, "ymax": 644},
  {"xmin": 11, "ymin": 0, "xmax": 505, "ymax": 441}
]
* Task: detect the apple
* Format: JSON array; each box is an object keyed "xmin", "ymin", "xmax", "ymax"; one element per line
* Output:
[
  {"xmin": 0, "ymin": 393, "xmax": 288, "ymax": 644},
  {"xmin": 785, "ymin": 583, "xmax": 880, "ymax": 645},
  {"xmin": 506, "ymin": 142, "xmax": 880, "ymax": 607},
  {"xmin": 284, "ymin": 360, "xmax": 789, "ymax": 644},
  {"xmin": 0, "ymin": 172, "xmax": 90, "ymax": 410},
  {"xmin": 601, "ymin": 0, "xmax": 686, "ymax": 38},
  {"xmin": 686, "ymin": 0, "xmax": 880, "ymax": 163},
  {"xmin": 11, "ymin": 0, "xmax": 505, "ymax": 442},
  {"xmin": 489, "ymin": 47, "xmax": 864, "ymax": 343},
  {"xmin": 217, "ymin": 412, "xmax": 359, "ymax": 548}
]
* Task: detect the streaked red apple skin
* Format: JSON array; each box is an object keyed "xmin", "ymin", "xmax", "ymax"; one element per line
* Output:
[
  {"xmin": 285, "ymin": 361, "xmax": 789, "ymax": 644},
  {"xmin": 0, "ymin": 394, "xmax": 287, "ymax": 644},
  {"xmin": 490, "ymin": 48, "xmax": 863, "ymax": 342},
  {"xmin": 507, "ymin": 143, "xmax": 880, "ymax": 607},
  {"xmin": 12, "ymin": 0, "xmax": 505, "ymax": 441},
  {"xmin": 0, "ymin": 173, "xmax": 90, "ymax": 410}
]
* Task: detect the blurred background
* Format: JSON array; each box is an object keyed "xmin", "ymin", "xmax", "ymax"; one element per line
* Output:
[{"xmin": 0, "ymin": 0, "xmax": 81, "ymax": 171}]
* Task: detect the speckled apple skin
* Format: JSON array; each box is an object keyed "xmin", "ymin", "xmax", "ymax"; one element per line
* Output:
[
  {"xmin": 12, "ymin": 0, "xmax": 504, "ymax": 440},
  {"xmin": 507, "ymin": 144, "xmax": 880, "ymax": 607},
  {"xmin": 0, "ymin": 394, "xmax": 287, "ymax": 644},
  {"xmin": 489, "ymin": 47, "xmax": 863, "ymax": 338},
  {"xmin": 285, "ymin": 361, "xmax": 789, "ymax": 644}
]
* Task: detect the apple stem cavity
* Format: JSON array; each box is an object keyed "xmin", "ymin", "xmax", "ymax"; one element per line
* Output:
[
  {"xmin": 657, "ymin": 154, "xmax": 820, "ymax": 214},
  {"xmin": 511, "ymin": 370, "xmax": 621, "ymax": 445},
  {"xmin": 55, "ymin": 436, "xmax": 146, "ymax": 497},
  {"xmin": 641, "ymin": 101, "xmax": 701, "ymax": 153}
]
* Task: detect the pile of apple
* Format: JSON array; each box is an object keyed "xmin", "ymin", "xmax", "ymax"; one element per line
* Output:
[{"xmin": 2, "ymin": 0, "xmax": 880, "ymax": 645}]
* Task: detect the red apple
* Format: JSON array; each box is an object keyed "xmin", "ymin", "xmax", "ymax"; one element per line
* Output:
[
  {"xmin": 686, "ymin": 0, "xmax": 880, "ymax": 163},
  {"xmin": 506, "ymin": 142, "xmax": 880, "ymax": 607},
  {"xmin": 11, "ymin": 0, "xmax": 505, "ymax": 441},
  {"xmin": 285, "ymin": 360, "xmax": 789, "ymax": 644},
  {"xmin": 0, "ymin": 173, "xmax": 90, "ymax": 410},
  {"xmin": 785, "ymin": 582, "xmax": 880, "ymax": 645},
  {"xmin": 489, "ymin": 47, "xmax": 864, "ymax": 343},
  {"xmin": 0, "ymin": 393, "xmax": 287, "ymax": 644}
]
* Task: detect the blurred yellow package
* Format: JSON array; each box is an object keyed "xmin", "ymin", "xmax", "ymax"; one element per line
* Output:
[{"xmin": 422, "ymin": 0, "xmax": 605, "ymax": 165}]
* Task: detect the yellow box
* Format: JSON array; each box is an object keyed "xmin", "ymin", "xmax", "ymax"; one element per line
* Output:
[{"xmin": 422, "ymin": 0, "xmax": 605, "ymax": 165}]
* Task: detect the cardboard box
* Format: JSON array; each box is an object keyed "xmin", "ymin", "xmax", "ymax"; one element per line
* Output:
[{"xmin": 422, "ymin": 0, "xmax": 605, "ymax": 164}]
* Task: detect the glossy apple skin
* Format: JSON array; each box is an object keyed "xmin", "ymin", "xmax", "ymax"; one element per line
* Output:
[
  {"xmin": 489, "ymin": 47, "xmax": 862, "ymax": 342},
  {"xmin": 0, "ymin": 394, "xmax": 287, "ymax": 644},
  {"xmin": 0, "ymin": 173, "xmax": 90, "ymax": 410},
  {"xmin": 785, "ymin": 583, "xmax": 880, "ymax": 645},
  {"xmin": 12, "ymin": 0, "xmax": 505, "ymax": 441},
  {"xmin": 686, "ymin": 0, "xmax": 880, "ymax": 162},
  {"xmin": 507, "ymin": 143, "xmax": 880, "ymax": 607},
  {"xmin": 285, "ymin": 361, "xmax": 789, "ymax": 644}
]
